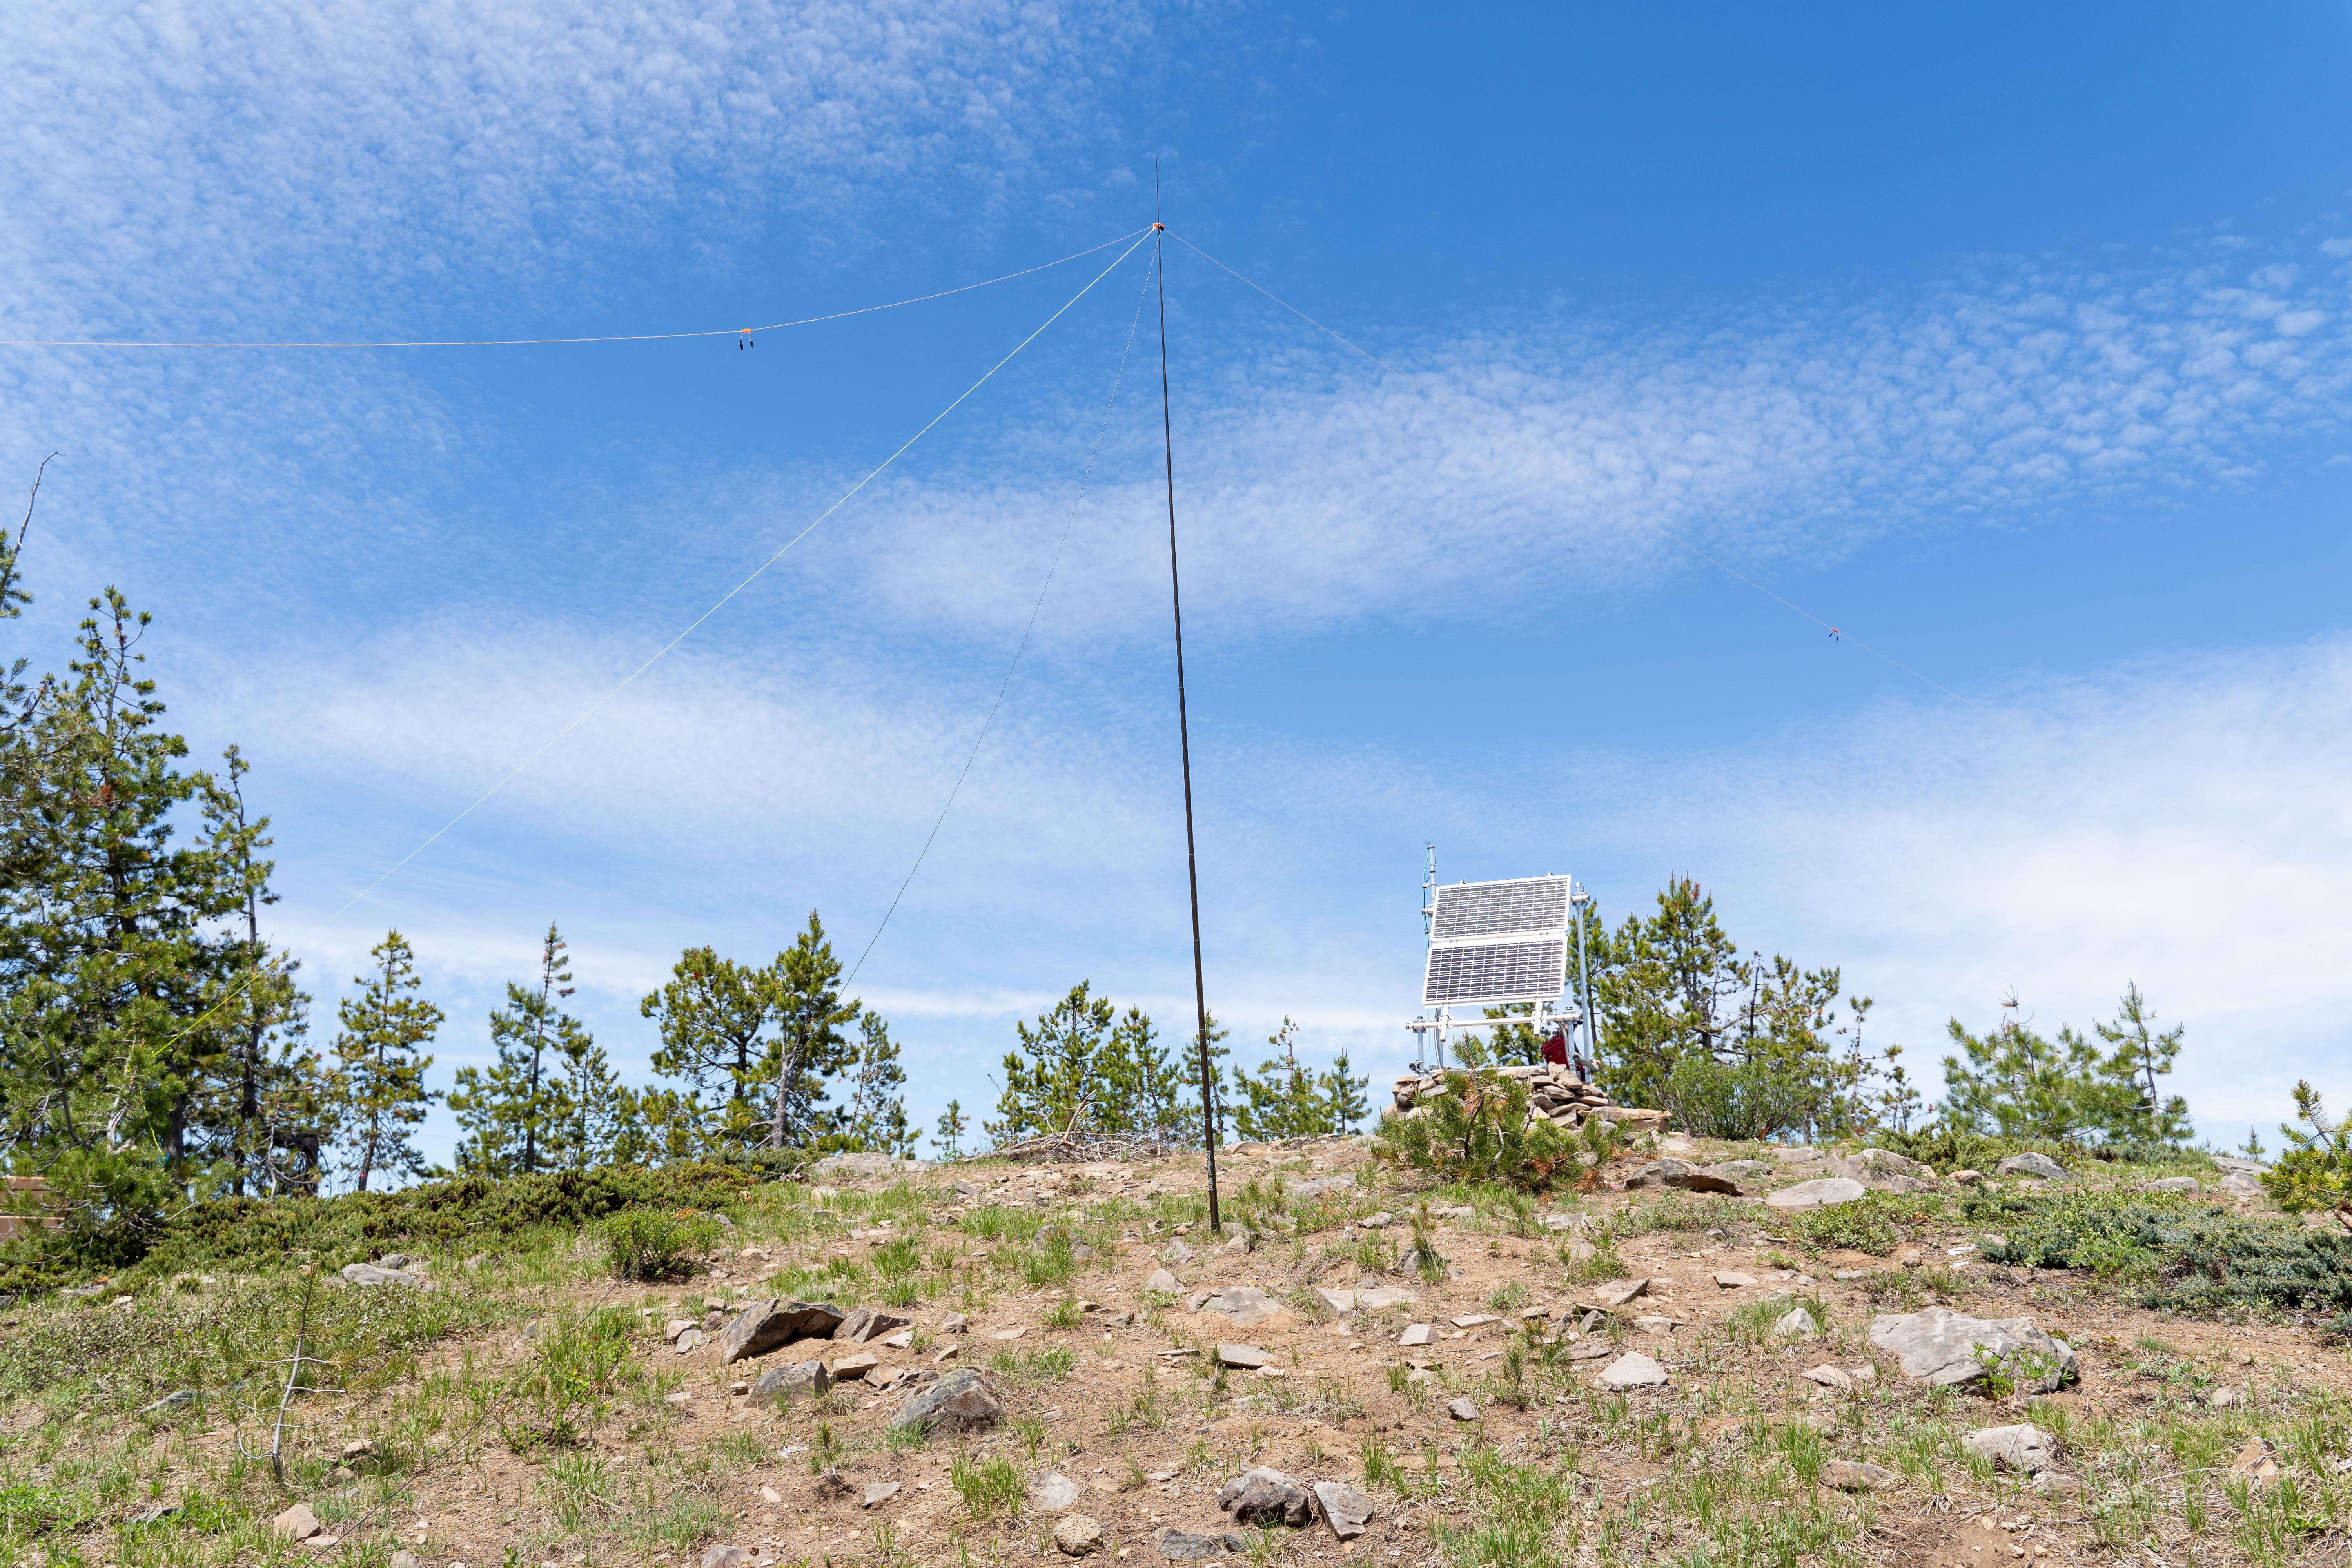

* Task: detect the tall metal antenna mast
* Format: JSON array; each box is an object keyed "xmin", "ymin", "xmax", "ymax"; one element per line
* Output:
[{"xmin": 1154, "ymin": 165, "xmax": 1220, "ymax": 1232}]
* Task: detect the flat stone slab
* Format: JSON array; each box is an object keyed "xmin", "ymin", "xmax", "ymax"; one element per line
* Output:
[
  {"xmin": 1994, "ymin": 1151, "xmax": 2067, "ymax": 1181},
  {"xmin": 1398, "ymin": 1323, "xmax": 1433, "ymax": 1346},
  {"xmin": 1217, "ymin": 1466, "xmax": 1315, "ymax": 1528},
  {"xmin": 1031, "ymin": 1472, "xmax": 1084, "ymax": 1511},
  {"xmin": 1764, "ymin": 1177, "xmax": 1866, "ymax": 1210},
  {"xmin": 1158, "ymin": 1528, "xmax": 1250, "ymax": 1560},
  {"xmin": 1867, "ymin": 1307, "xmax": 2077, "ymax": 1392},
  {"xmin": 1196, "ymin": 1287, "xmax": 1283, "ymax": 1329},
  {"xmin": 862, "ymin": 1482, "xmax": 901, "ymax": 1509},
  {"xmin": 340, "ymin": 1263, "xmax": 434, "ymax": 1289},
  {"xmin": 750, "ymin": 1359, "xmax": 830, "ymax": 1406},
  {"xmin": 1823, "ymin": 1459, "xmax": 1898, "ymax": 1491},
  {"xmin": 829, "ymin": 1352, "xmax": 879, "ymax": 1381},
  {"xmin": 1215, "ymin": 1344, "xmax": 1267, "ymax": 1369},
  {"xmin": 1354, "ymin": 1285, "xmax": 1417, "ymax": 1310},
  {"xmin": 1963, "ymin": 1424, "xmax": 2058, "ymax": 1473},
  {"xmin": 1590, "ymin": 1278, "xmax": 1649, "ymax": 1307},
  {"xmin": 836, "ymin": 1307, "xmax": 912, "ymax": 1344},
  {"xmin": 723, "ymin": 1299, "xmax": 845, "ymax": 1364},
  {"xmin": 1712, "ymin": 1271, "xmax": 1758, "ymax": 1289},
  {"xmin": 1626, "ymin": 1157, "xmax": 1743, "ymax": 1195},
  {"xmin": 1594, "ymin": 1351, "xmax": 1669, "ymax": 1390},
  {"xmin": 1312, "ymin": 1480, "xmax": 1375, "ymax": 1539},
  {"xmin": 891, "ymin": 1367, "xmax": 1004, "ymax": 1434}
]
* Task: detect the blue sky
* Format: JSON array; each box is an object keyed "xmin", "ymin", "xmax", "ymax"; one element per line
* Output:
[{"xmin": 6, "ymin": 1, "xmax": 2350, "ymax": 1169}]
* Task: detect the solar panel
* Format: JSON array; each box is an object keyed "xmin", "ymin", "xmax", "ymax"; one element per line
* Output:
[
  {"xmin": 1431, "ymin": 876, "xmax": 1572, "ymax": 942},
  {"xmin": 1423, "ymin": 937, "xmax": 1568, "ymax": 1006}
]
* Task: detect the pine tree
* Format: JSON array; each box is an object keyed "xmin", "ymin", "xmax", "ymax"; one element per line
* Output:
[
  {"xmin": 1230, "ymin": 1020, "xmax": 1373, "ymax": 1140},
  {"xmin": 840, "ymin": 1011, "xmax": 915, "ymax": 1156},
  {"xmin": 1322, "ymin": 1049, "xmax": 1372, "ymax": 1132},
  {"xmin": 329, "ymin": 931, "xmax": 443, "ymax": 1191},
  {"xmin": 0, "ymin": 589, "xmax": 250, "ymax": 1183},
  {"xmin": 933, "ymin": 1098, "xmax": 970, "ymax": 1160},
  {"xmin": 449, "ymin": 924, "xmax": 590, "ymax": 1175},
  {"xmin": 194, "ymin": 746, "xmax": 326, "ymax": 1194},
  {"xmin": 989, "ymin": 982, "xmax": 1115, "ymax": 1145},
  {"xmin": 643, "ymin": 946, "xmax": 779, "ymax": 1142},
  {"xmin": 1097, "ymin": 1007, "xmax": 1191, "ymax": 1143},
  {"xmin": 612, "ymin": 1084, "xmax": 714, "ymax": 1165},
  {"xmin": 2092, "ymin": 983, "xmax": 2191, "ymax": 1144},
  {"xmin": 765, "ymin": 912, "xmax": 860, "ymax": 1150},
  {"xmin": 545, "ymin": 1028, "xmax": 625, "ymax": 1170}
]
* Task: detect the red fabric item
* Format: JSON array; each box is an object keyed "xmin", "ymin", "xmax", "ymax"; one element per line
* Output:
[{"xmin": 1541, "ymin": 1032, "xmax": 1569, "ymax": 1066}]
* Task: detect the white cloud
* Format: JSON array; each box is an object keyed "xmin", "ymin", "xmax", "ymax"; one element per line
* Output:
[{"xmin": 825, "ymin": 245, "xmax": 2352, "ymax": 635}]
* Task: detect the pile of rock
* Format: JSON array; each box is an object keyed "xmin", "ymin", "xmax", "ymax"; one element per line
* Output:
[{"xmin": 1388, "ymin": 1063, "xmax": 1665, "ymax": 1133}]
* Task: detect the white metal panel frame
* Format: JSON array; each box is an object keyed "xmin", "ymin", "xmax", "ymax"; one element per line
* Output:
[{"xmin": 1420, "ymin": 873, "xmax": 1573, "ymax": 1007}]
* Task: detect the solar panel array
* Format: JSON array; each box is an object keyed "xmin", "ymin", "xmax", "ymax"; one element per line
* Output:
[
  {"xmin": 1422, "ymin": 874, "xmax": 1574, "ymax": 1006},
  {"xmin": 1432, "ymin": 877, "xmax": 1571, "ymax": 942},
  {"xmin": 1423, "ymin": 938, "xmax": 1568, "ymax": 1005}
]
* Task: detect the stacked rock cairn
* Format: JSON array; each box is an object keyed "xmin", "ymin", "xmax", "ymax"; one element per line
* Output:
[{"xmin": 1388, "ymin": 1062, "xmax": 1621, "ymax": 1129}]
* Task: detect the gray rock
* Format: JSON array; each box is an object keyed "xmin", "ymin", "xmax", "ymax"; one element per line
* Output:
[
  {"xmin": 1994, "ymin": 1151, "xmax": 2067, "ymax": 1182},
  {"xmin": 1292, "ymin": 1173, "xmax": 1355, "ymax": 1198},
  {"xmin": 1216, "ymin": 1343, "xmax": 1267, "ymax": 1369},
  {"xmin": 701, "ymin": 1548, "xmax": 750, "ymax": 1568},
  {"xmin": 1031, "ymin": 1471, "xmax": 1084, "ymax": 1511},
  {"xmin": 1822, "ymin": 1459, "xmax": 1897, "ymax": 1491},
  {"xmin": 1054, "ymin": 1514, "xmax": 1105, "ymax": 1556},
  {"xmin": 1158, "ymin": 1528, "xmax": 1251, "ymax": 1559},
  {"xmin": 940, "ymin": 1311, "xmax": 970, "ymax": 1333},
  {"xmin": 2211, "ymin": 1155, "xmax": 2269, "ymax": 1176},
  {"xmin": 1763, "ymin": 1177, "xmax": 1866, "ymax": 1210},
  {"xmin": 722, "ymin": 1299, "xmax": 846, "ymax": 1363},
  {"xmin": 1963, "ymin": 1423, "xmax": 2058, "ymax": 1474},
  {"xmin": 376, "ymin": 1253, "xmax": 412, "ymax": 1270},
  {"xmin": 2140, "ymin": 1176, "xmax": 2201, "ymax": 1193},
  {"xmin": 1593, "ymin": 1351, "xmax": 1669, "ymax": 1389},
  {"xmin": 1217, "ymin": 1465, "xmax": 1316, "ymax": 1528},
  {"xmin": 1801, "ymin": 1364, "xmax": 1851, "ymax": 1390},
  {"xmin": 1773, "ymin": 1307, "xmax": 1821, "ymax": 1341},
  {"xmin": 387, "ymin": 1552, "xmax": 421, "ymax": 1568},
  {"xmin": 1160, "ymin": 1239, "xmax": 1196, "ymax": 1266},
  {"xmin": 2219, "ymin": 1171, "xmax": 2266, "ymax": 1197},
  {"xmin": 891, "ymin": 1367, "xmax": 1005, "ymax": 1434},
  {"xmin": 1312, "ymin": 1480, "xmax": 1375, "ymax": 1539},
  {"xmin": 835, "ymin": 1306, "xmax": 912, "ymax": 1344},
  {"xmin": 339, "ymin": 1263, "xmax": 434, "ymax": 1289},
  {"xmin": 1197, "ymin": 1286, "xmax": 1283, "ymax": 1330},
  {"xmin": 270, "ymin": 1503, "xmax": 324, "ymax": 1541},
  {"xmin": 750, "ymin": 1359, "xmax": 831, "ymax": 1406},
  {"xmin": 1626, "ymin": 1158, "xmax": 1743, "ymax": 1195},
  {"xmin": 1867, "ymin": 1307, "xmax": 2077, "ymax": 1392},
  {"xmin": 1144, "ymin": 1269, "xmax": 1181, "ymax": 1294},
  {"xmin": 1446, "ymin": 1396, "xmax": 1481, "ymax": 1421},
  {"xmin": 1590, "ymin": 1277, "xmax": 1649, "ymax": 1307},
  {"xmin": 862, "ymin": 1482, "xmax": 902, "ymax": 1509},
  {"xmin": 810, "ymin": 1151, "xmax": 936, "ymax": 1180},
  {"xmin": 1702, "ymin": 1160, "xmax": 1776, "ymax": 1185},
  {"xmin": 1354, "ymin": 1285, "xmax": 1417, "ymax": 1310},
  {"xmin": 1833, "ymin": 1149, "xmax": 1926, "ymax": 1186},
  {"xmin": 672, "ymin": 1327, "xmax": 705, "ymax": 1354}
]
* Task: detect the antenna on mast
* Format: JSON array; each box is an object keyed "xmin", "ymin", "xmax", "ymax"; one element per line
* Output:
[{"xmin": 1154, "ymin": 162, "xmax": 1221, "ymax": 1233}]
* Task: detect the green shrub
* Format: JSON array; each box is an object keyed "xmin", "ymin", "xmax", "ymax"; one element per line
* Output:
[
  {"xmin": 1971, "ymin": 1188, "xmax": 2352, "ymax": 1315},
  {"xmin": 24, "ymin": 1160, "xmax": 764, "ymax": 1289},
  {"xmin": 602, "ymin": 1208, "xmax": 724, "ymax": 1281},
  {"xmin": 1661, "ymin": 1054, "xmax": 1813, "ymax": 1142},
  {"xmin": 1372, "ymin": 1073, "xmax": 1572, "ymax": 1191},
  {"xmin": 1793, "ymin": 1189, "xmax": 1941, "ymax": 1256}
]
